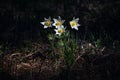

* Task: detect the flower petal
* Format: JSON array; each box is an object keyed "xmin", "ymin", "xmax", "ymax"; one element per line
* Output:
[
  {"xmin": 44, "ymin": 26, "xmax": 48, "ymax": 28},
  {"xmin": 53, "ymin": 18, "xmax": 58, "ymax": 23},
  {"xmin": 74, "ymin": 27, "xmax": 78, "ymax": 30},
  {"xmin": 41, "ymin": 22, "xmax": 45, "ymax": 25},
  {"xmin": 77, "ymin": 23, "xmax": 80, "ymax": 27}
]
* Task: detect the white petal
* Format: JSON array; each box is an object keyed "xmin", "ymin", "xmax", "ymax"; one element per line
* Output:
[
  {"xmin": 55, "ymin": 31, "xmax": 60, "ymax": 35},
  {"xmin": 60, "ymin": 25, "xmax": 64, "ymax": 28},
  {"xmin": 56, "ymin": 32, "xmax": 59, "ymax": 35},
  {"xmin": 49, "ymin": 25, "xmax": 52, "ymax": 27},
  {"xmin": 57, "ymin": 33, "xmax": 61, "ymax": 36},
  {"xmin": 73, "ymin": 17, "xmax": 75, "ymax": 19},
  {"xmin": 41, "ymin": 22, "xmax": 45, "ymax": 25},
  {"xmin": 58, "ymin": 16, "xmax": 61, "ymax": 19},
  {"xmin": 52, "ymin": 23, "xmax": 56, "ymax": 26},
  {"xmin": 44, "ymin": 18, "xmax": 47, "ymax": 20},
  {"xmin": 76, "ymin": 18, "xmax": 79, "ymax": 21},
  {"xmin": 55, "ymin": 26, "xmax": 58, "ymax": 28},
  {"xmin": 75, "ymin": 27, "xmax": 78, "ymax": 30},
  {"xmin": 77, "ymin": 23, "xmax": 80, "ymax": 27},
  {"xmin": 71, "ymin": 26, "xmax": 74, "ymax": 28},
  {"xmin": 70, "ymin": 21, "xmax": 72, "ymax": 26},
  {"xmin": 62, "ymin": 20, "xmax": 65, "ymax": 24},
  {"xmin": 53, "ymin": 18, "xmax": 58, "ymax": 23},
  {"xmin": 48, "ymin": 17, "xmax": 51, "ymax": 20},
  {"xmin": 54, "ymin": 29, "xmax": 58, "ymax": 32},
  {"xmin": 44, "ymin": 26, "xmax": 48, "ymax": 28},
  {"xmin": 58, "ymin": 34, "xmax": 61, "ymax": 36}
]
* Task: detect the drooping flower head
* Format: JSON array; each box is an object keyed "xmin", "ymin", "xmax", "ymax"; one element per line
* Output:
[
  {"xmin": 70, "ymin": 17, "xmax": 80, "ymax": 30},
  {"xmin": 53, "ymin": 16, "xmax": 65, "ymax": 29},
  {"xmin": 54, "ymin": 27, "xmax": 65, "ymax": 36},
  {"xmin": 41, "ymin": 17, "xmax": 52, "ymax": 28}
]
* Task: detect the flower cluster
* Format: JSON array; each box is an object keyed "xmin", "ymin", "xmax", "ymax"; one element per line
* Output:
[{"xmin": 41, "ymin": 16, "xmax": 80, "ymax": 36}]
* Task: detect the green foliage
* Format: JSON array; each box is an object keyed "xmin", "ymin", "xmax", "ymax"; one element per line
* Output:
[
  {"xmin": 95, "ymin": 39, "xmax": 102, "ymax": 48},
  {"xmin": 63, "ymin": 38, "xmax": 75, "ymax": 67}
]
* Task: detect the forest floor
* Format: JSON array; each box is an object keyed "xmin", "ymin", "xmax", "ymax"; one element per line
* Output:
[{"xmin": 0, "ymin": 40, "xmax": 120, "ymax": 80}]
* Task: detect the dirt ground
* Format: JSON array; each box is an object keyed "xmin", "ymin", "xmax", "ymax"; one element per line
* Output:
[{"xmin": 0, "ymin": 42, "xmax": 120, "ymax": 80}]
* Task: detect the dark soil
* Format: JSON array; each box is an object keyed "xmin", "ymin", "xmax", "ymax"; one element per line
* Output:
[{"xmin": 0, "ymin": 42, "xmax": 120, "ymax": 80}]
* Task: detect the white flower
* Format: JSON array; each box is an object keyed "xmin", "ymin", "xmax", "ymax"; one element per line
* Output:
[
  {"xmin": 41, "ymin": 17, "xmax": 52, "ymax": 28},
  {"xmin": 54, "ymin": 27, "xmax": 65, "ymax": 36},
  {"xmin": 53, "ymin": 16, "xmax": 65, "ymax": 29},
  {"xmin": 70, "ymin": 17, "xmax": 80, "ymax": 30}
]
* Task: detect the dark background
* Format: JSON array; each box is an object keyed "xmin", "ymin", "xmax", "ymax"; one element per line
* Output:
[
  {"xmin": 0, "ymin": 0, "xmax": 120, "ymax": 44},
  {"xmin": 0, "ymin": 1, "xmax": 120, "ymax": 80}
]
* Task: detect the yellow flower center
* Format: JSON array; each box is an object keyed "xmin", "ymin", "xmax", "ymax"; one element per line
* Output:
[
  {"xmin": 58, "ymin": 29, "xmax": 64, "ymax": 33},
  {"xmin": 56, "ymin": 21, "xmax": 62, "ymax": 26},
  {"xmin": 71, "ymin": 21, "xmax": 77, "ymax": 27},
  {"xmin": 45, "ymin": 20, "xmax": 51, "ymax": 27}
]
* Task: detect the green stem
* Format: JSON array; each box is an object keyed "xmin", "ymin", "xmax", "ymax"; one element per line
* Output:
[
  {"xmin": 75, "ymin": 31, "xmax": 78, "ymax": 49},
  {"xmin": 51, "ymin": 40, "xmax": 54, "ymax": 57}
]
